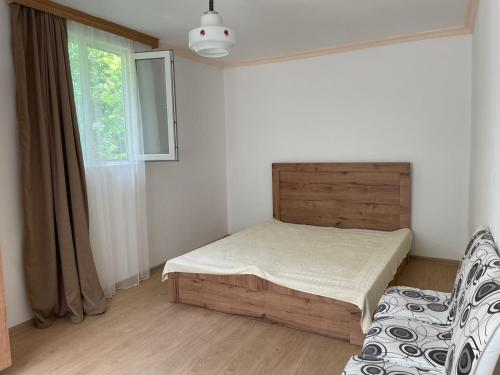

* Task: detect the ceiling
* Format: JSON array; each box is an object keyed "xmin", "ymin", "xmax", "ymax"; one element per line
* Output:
[{"xmin": 57, "ymin": 0, "xmax": 470, "ymax": 63}]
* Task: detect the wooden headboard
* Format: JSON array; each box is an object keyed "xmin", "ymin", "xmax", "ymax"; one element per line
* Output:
[{"xmin": 272, "ymin": 163, "xmax": 411, "ymax": 231}]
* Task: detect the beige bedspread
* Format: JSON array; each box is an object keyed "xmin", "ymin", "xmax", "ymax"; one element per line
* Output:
[{"xmin": 162, "ymin": 219, "xmax": 412, "ymax": 333}]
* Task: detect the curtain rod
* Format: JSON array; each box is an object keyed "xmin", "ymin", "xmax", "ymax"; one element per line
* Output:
[{"xmin": 8, "ymin": 0, "xmax": 159, "ymax": 48}]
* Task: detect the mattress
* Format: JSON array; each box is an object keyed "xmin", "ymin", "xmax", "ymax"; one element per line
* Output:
[{"xmin": 162, "ymin": 219, "xmax": 412, "ymax": 333}]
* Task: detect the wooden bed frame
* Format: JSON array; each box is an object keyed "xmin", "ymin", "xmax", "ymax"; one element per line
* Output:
[{"xmin": 168, "ymin": 163, "xmax": 411, "ymax": 345}]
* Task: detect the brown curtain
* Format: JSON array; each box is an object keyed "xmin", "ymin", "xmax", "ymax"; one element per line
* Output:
[{"xmin": 10, "ymin": 4, "xmax": 106, "ymax": 328}]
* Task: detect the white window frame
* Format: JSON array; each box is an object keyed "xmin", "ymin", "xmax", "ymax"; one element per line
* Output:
[{"xmin": 134, "ymin": 50, "xmax": 178, "ymax": 161}]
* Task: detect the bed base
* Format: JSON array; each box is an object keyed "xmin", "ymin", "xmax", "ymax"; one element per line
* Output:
[{"xmin": 167, "ymin": 257, "xmax": 407, "ymax": 346}]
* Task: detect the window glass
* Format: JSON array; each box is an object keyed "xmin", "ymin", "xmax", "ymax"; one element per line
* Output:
[
  {"xmin": 136, "ymin": 58, "xmax": 170, "ymax": 155},
  {"xmin": 87, "ymin": 47, "xmax": 127, "ymax": 161},
  {"xmin": 134, "ymin": 50, "xmax": 177, "ymax": 161},
  {"xmin": 69, "ymin": 42, "xmax": 128, "ymax": 161}
]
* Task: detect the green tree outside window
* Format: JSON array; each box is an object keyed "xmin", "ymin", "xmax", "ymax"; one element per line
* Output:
[{"xmin": 69, "ymin": 41, "xmax": 128, "ymax": 162}]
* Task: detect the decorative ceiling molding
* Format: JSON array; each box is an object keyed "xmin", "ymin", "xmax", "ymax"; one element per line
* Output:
[
  {"xmin": 224, "ymin": 27, "xmax": 470, "ymax": 68},
  {"xmin": 465, "ymin": 0, "xmax": 480, "ymax": 32}
]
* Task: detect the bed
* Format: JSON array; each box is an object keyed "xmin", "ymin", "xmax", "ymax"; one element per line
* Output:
[{"xmin": 163, "ymin": 163, "xmax": 412, "ymax": 345}]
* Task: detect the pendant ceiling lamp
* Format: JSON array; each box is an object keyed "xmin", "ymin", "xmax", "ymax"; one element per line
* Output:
[{"xmin": 188, "ymin": 0, "xmax": 235, "ymax": 58}]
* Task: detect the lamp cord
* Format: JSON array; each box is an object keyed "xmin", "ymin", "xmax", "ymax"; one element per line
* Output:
[{"xmin": 209, "ymin": 0, "xmax": 214, "ymax": 11}]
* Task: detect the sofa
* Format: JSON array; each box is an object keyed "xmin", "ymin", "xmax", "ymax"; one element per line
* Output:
[{"xmin": 342, "ymin": 227, "xmax": 500, "ymax": 375}]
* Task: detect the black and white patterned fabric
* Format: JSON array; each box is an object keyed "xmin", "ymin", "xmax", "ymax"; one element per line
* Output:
[
  {"xmin": 373, "ymin": 226, "xmax": 494, "ymax": 327},
  {"xmin": 464, "ymin": 226, "xmax": 494, "ymax": 258},
  {"xmin": 374, "ymin": 287, "xmax": 451, "ymax": 326},
  {"xmin": 360, "ymin": 317, "xmax": 451, "ymax": 371},
  {"xmin": 342, "ymin": 356, "xmax": 444, "ymax": 375},
  {"xmin": 445, "ymin": 238, "xmax": 500, "ymax": 375},
  {"xmin": 446, "ymin": 226, "xmax": 495, "ymax": 326}
]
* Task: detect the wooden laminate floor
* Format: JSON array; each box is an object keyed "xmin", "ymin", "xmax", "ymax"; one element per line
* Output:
[{"xmin": 5, "ymin": 258, "xmax": 458, "ymax": 375}]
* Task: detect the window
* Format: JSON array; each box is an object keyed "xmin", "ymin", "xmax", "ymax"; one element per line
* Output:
[
  {"xmin": 68, "ymin": 23, "xmax": 178, "ymax": 163},
  {"xmin": 135, "ymin": 51, "xmax": 178, "ymax": 161}
]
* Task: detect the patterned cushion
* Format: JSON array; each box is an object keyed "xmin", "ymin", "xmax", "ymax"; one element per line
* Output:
[
  {"xmin": 464, "ymin": 226, "xmax": 494, "ymax": 259},
  {"xmin": 342, "ymin": 356, "xmax": 444, "ymax": 375},
  {"xmin": 447, "ymin": 227, "xmax": 496, "ymax": 327},
  {"xmin": 445, "ymin": 240, "xmax": 500, "ymax": 375},
  {"xmin": 374, "ymin": 286, "xmax": 451, "ymax": 326},
  {"xmin": 360, "ymin": 317, "xmax": 451, "ymax": 371},
  {"xmin": 373, "ymin": 227, "xmax": 493, "ymax": 327}
]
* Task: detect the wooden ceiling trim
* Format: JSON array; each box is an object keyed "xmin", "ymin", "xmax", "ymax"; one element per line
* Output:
[
  {"xmin": 8, "ymin": 0, "xmax": 159, "ymax": 48},
  {"xmin": 225, "ymin": 27, "xmax": 469, "ymax": 68},
  {"xmin": 465, "ymin": 0, "xmax": 480, "ymax": 32}
]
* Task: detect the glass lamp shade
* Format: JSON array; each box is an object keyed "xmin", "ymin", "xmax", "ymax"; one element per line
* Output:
[{"xmin": 188, "ymin": 12, "xmax": 235, "ymax": 58}]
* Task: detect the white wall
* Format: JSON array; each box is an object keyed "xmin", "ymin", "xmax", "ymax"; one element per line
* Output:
[
  {"xmin": 469, "ymin": 0, "xmax": 500, "ymax": 242},
  {"xmin": 0, "ymin": 3, "xmax": 32, "ymax": 327},
  {"xmin": 225, "ymin": 36, "xmax": 472, "ymax": 260},
  {"xmin": 146, "ymin": 56, "xmax": 227, "ymax": 267}
]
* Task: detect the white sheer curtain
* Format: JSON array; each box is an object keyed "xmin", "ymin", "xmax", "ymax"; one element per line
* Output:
[{"xmin": 68, "ymin": 21, "xmax": 150, "ymax": 297}]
